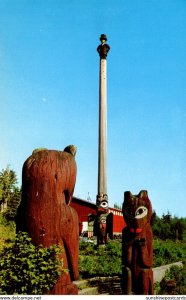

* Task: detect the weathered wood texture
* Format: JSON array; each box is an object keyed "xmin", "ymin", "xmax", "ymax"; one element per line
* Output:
[
  {"xmin": 122, "ymin": 190, "xmax": 154, "ymax": 295},
  {"xmin": 17, "ymin": 149, "xmax": 79, "ymax": 295}
]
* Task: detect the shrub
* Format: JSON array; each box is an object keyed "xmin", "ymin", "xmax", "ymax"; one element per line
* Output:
[
  {"xmin": 79, "ymin": 241, "xmax": 122, "ymax": 278},
  {"xmin": 0, "ymin": 213, "xmax": 16, "ymax": 251},
  {"xmin": 79, "ymin": 241, "xmax": 97, "ymax": 255},
  {"xmin": 79, "ymin": 240, "xmax": 186, "ymax": 278},
  {"xmin": 0, "ymin": 232, "xmax": 63, "ymax": 295},
  {"xmin": 153, "ymin": 240, "xmax": 186, "ymax": 267},
  {"xmin": 157, "ymin": 261, "xmax": 186, "ymax": 295}
]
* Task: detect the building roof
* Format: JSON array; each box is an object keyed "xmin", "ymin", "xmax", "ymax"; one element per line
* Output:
[{"xmin": 72, "ymin": 196, "xmax": 123, "ymax": 212}]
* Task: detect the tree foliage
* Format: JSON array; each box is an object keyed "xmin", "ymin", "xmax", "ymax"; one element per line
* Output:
[
  {"xmin": 114, "ymin": 202, "xmax": 122, "ymax": 210},
  {"xmin": 153, "ymin": 239, "xmax": 185, "ymax": 267},
  {"xmin": 0, "ymin": 214, "xmax": 16, "ymax": 251},
  {"xmin": 0, "ymin": 232, "xmax": 63, "ymax": 295},
  {"xmin": 0, "ymin": 166, "xmax": 21, "ymax": 220},
  {"xmin": 152, "ymin": 211, "xmax": 186, "ymax": 241}
]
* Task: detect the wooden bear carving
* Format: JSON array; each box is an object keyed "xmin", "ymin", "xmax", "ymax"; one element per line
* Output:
[
  {"xmin": 122, "ymin": 190, "xmax": 154, "ymax": 295},
  {"xmin": 16, "ymin": 146, "xmax": 79, "ymax": 295}
]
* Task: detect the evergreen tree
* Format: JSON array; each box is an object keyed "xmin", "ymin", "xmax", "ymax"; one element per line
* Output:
[
  {"xmin": 152, "ymin": 211, "xmax": 186, "ymax": 241},
  {"xmin": 114, "ymin": 202, "xmax": 122, "ymax": 210},
  {"xmin": 0, "ymin": 166, "xmax": 21, "ymax": 220}
]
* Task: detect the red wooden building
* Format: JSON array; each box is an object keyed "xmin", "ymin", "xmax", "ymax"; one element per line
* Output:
[{"xmin": 71, "ymin": 197, "xmax": 126, "ymax": 237}]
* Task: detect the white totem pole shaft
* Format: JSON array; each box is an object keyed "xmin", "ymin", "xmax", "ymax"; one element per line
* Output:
[
  {"xmin": 96, "ymin": 34, "xmax": 110, "ymax": 245},
  {"xmin": 98, "ymin": 58, "xmax": 107, "ymax": 195},
  {"xmin": 96, "ymin": 34, "xmax": 110, "ymax": 211}
]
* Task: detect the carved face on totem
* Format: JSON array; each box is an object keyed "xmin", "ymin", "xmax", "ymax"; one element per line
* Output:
[
  {"xmin": 122, "ymin": 190, "xmax": 152, "ymax": 234},
  {"xmin": 96, "ymin": 193, "xmax": 108, "ymax": 214}
]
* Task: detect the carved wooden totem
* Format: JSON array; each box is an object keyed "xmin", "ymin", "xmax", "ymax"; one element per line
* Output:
[
  {"xmin": 122, "ymin": 190, "xmax": 154, "ymax": 295},
  {"xmin": 16, "ymin": 146, "xmax": 79, "ymax": 295},
  {"xmin": 96, "ymin": 194, "xmax": 109, "ymax": 245}
]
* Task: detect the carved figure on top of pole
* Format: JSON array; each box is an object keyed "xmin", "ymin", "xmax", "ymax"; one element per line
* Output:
[
  {"xmin": 96, "ymin": 34, "xmax": 110, "ymax": 245},
  {"xmin": 97, "ymin": 34, "xmax": 110, "ymax": 59},
  {"xmin": 122, "ymin": 190, "xmax": 154, "ymax": 295}
]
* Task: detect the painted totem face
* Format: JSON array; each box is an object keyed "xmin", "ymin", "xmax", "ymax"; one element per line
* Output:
[
  {"xmin": 122, "ymin": 190, "xmax": 152, "ymax": 234},
  {"xmin": 98, "ymin": 214, "xmax": 107, "ymax": 232},
  {"xmin": 96, "ymin": 193, "xmax": 108, "ymax": 213}
]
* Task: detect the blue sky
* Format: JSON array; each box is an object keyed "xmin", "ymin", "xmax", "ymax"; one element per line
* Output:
[{"xmin": 0, "ymin": 0, "xmax": 185, "ymax": 217}]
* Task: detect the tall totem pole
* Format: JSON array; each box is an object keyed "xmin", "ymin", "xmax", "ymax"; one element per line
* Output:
[{"xmin": 96, "ymin": 34, "xmax": 110, "ymax": 245}]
